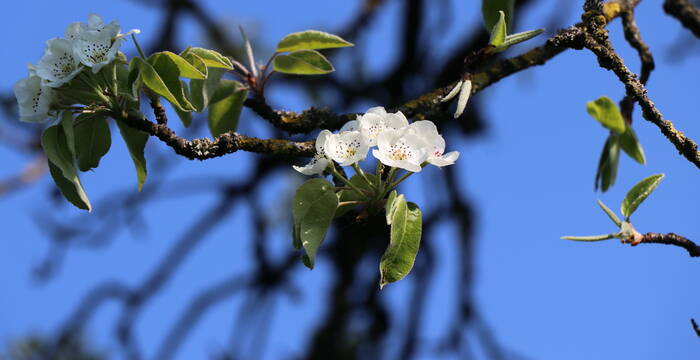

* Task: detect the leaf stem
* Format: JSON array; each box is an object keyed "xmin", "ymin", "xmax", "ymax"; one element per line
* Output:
[
  {"xmin": 132, "ymin": 33, "xmax": 147, "ymax": 59},
  {"xmin": 329, "ymin": 164, "xmax": 370, "ymax": 200},
  {"xmin": 352, "ymin": 163, "xmax": 373, "ymax": 188}
]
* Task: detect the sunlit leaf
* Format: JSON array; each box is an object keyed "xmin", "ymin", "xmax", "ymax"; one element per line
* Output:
[
  {"xmin": 148, "ymin": 51, "xmax": 206, "ymax": 79},
  {"xmin": 597, "ymin": 199, "xmax": 622, "ymax": 227},
  {"xmin": 489, "ymin": 11, "xmax": 507, "ymax": 47},
  {"xmin": 482, "ymin": 0, "xmax": 514, "ymax": 31},
  {"xmin": 621, "ymin": 173, "xmax": 665, "ymax": 219},
  {"xmin": 586, "ymin": 96, "xmax": 626, "ymax": 134},
  {"xmin": 380, "ymin": 200, "xmax": 422, "ymax": 289},
  {"xmin": 273, "ymin": 50, "xmax": 334, "ymax": 75},
  {"xmin": 180, "ymin": 47, "xmax": 233, "ymax": 69},
  {"xmin": 276, "ymin": 30, "xmax": 354, "ymax": 53},
  {"xmin": 619, "ymin": 126, "xmax": 646, "ymax": 164}
]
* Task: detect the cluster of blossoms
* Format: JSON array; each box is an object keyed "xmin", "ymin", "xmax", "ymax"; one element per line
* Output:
[
  {"xmin": 294, "ymin": 106, "xmax": 459, "ymax": 175},
  {"xmin": 13, "ymin": 14, "xmax": 139, "ymax": 123}
]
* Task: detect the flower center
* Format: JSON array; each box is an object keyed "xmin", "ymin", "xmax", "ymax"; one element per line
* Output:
[
  {"xmin": 389, "ymin": 143, "xmax": 412, "ymax": 161},
  {"xmin": 52, "ymin": 53, "xmax": 76, "ymax": 78},
  {"xmin": 83, "ymin": 41, "xmax": 111, "ymax": 63},
  {"xmin": 334, "ymin": 139, "xmax": 360, "ymax": 159},
  {"xmin": 31, "ymin": 89, "xmax": 42, "ymax": 112}
]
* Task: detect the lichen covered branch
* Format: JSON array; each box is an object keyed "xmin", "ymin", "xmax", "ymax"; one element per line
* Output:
[{"xmin": 117, "ymin": 112, "xmax": 314, "ymax": 160}]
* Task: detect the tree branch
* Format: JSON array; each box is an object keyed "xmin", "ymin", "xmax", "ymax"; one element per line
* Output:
[
  {"xmin": 117, "ymin": 112, "xmax": 314, "ymax": 160},
  {"xmin": 638, "ymin": 232, "xmax": 700, "ymax": 257},
  {"xmin": 664, "ymin": 0, "xmax": 700, "ymax": 38},
  {"xmin": 580, "ymin": 23, "xmax": 700, "ymax": 169},
  {"xmin": 691, "ymin": 318, "xmax": 700, "ymax": 337}
]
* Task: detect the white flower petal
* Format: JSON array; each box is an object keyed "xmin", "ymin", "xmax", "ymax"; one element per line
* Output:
[
  {"xmin": 293, "ymin": 155, "xmax": 330, "ymax": 176},
  {"xmin": 316, "ymin": 129, "xmax": 332, "ymax": 154},
  {"xmin": 339, "ymin": 120, "xmax": 358, "ymax": 132},
  {"xmin": 326, "ymin": 131, "xmax": 369, "ymax": 166},
  {"xmin": 366, "ymin": 106, "xmax": 387, "ymax": 116},
  {"xmin": 373, "ymin": 129, "xmax": 427, "ymax": 172},
  {"xmin": 357, "ymin": 112, "xmax": 385, "ymax": 146},
  {"xmin": 384, "ymin": 111, "xmax": 409, "ymax": 130},
  {"xmin": 14, "ymin": 76, "xmax": 52, "ymax": 123},
  {"xmin": 87, "ymin": 14, "xmax": 105, "ymax": 29},
  {"xmin": 430, "ymin": 151, "xmax": 460, "ymax": 167},
  {"xmin": 74, "ymin": 32, "xmax": 122, "ymax": 72},
  {"xmin": 35, "ymin": 38, "xmax": 83, "ymax": 87}
]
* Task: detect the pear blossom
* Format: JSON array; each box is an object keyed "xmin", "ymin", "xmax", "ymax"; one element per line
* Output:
[
  {"xmin": 70, "ymin": 14, "xmax": 140, "ymax": 73},
  {"xmin": 293, "ymin": 130, "xmax": 332, "ymax": 175},
  {"xmin": 325, "ymin": 129, "xmax": 370, "ymax": 166},
  {"xmin": 372, "ymin": 129, "xmax": 428, "ymax": 172},
  {"xmin": 357, "ymin": 106, "xmax": 409, "ymax": 146},
  {"xmin": 35, "ymin": 38, "xmax": 83, "ymax": 88},
  {"xmin": 408, "ymin": 121, "xmax": 460, "ymax": 167},
  {"xmin": 14, "ymin": 74, "xmax": 53, "ymax": 123}
]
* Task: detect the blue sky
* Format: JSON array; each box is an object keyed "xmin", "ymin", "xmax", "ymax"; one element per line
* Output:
[{"xmin": 1, "ymin": 1, "xmax": 700, "ymax": 359}]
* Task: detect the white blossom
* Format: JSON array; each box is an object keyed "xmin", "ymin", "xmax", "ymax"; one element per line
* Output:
[
  {"xmin": 35, "ymin": 38, "xmax": 83, "ymax": 88},
  {"xmin": 293, "ymin": 130, "xmax": 332, "ymax": 176},
  {"xmin": 325, "ymin": 129, "xmax": 369, "ymax": 166},
  {"xmin": 70, "ymin": 14, "xmax": 140, "ymax": 73},
  {"xmin": 408, "ymin": 120, "xmax": 460, "ymax": 167},
  {"xmin": 372, "ymin": 128, "xmax": 427, "ymax": 172},
  {"xmin": 14, "ymin": 74, "xmax": 53, "ymax": 123},
  {"xmin": 357, "ymin": 106, "xmax": 409, "ymax": 146}
]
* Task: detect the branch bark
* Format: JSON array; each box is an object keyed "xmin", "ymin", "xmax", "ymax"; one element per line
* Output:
[
  {"xmin": 638, "ymin": 232, "xmax": 700, "ymax": 257},
  {"xmin": 117, "ymin": 112, "xmax": 314, "ymax": 160},
  {"xmin": 664, "ymin": 0, "xmax": 700, "ymax": 38}
]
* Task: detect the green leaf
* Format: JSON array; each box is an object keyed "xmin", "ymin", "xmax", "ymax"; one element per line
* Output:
[
  {"xmin": 116, "ymin": 119, "xmax": 148, "ymax": 191},
  {"xmin": 385, "ymin": 190, "xmax": 398, "ymax": 225},
  {"xmin": 621, "ymin": 173, "xmax": 665, "ymax": 219},
  {"xmin": 276, "ymin": 30, "xmax": 354, "ymax": 53},
  {"xmin": 131, "ymin": 57, "xmax": 188, "ymax": 111},
  {"xmin": 48, "ymin": 161, "xmax": 91, "ymax": 211},
  {"xmin": 495, "ymin": 28, "xmax": 545, "ymax": 51},
  {"xmin": 42, "ymin": 124, "xmax": 74, "ymax": 179},
  {"xmin": 189, "ymin": 68, "xmax": 226, "ymax": 112},
  {"xmin": 595, "ymin": 135, "xmax": 620, "ymax": 192},
  {"xmin": 273, "ymin": 50, "xmax": 334, "ymax": 75},
  {"xmin": 489, "ymin": 11, "xmax": 507, "ymax": 47},
  {"xmin": 586, "ymin": 96, "xmax": 626, "ymax": 134},
  {"xmin": 380, "ymin": 200, "xmax": 422, "ymax": 289},
  {"xmin": 619, "ymin": 126, "xmax": 646, "ymax": 164},
  {"xmin": 180, "ymin": 47, "xmax": 233, "ymax": 69},
  {"xmin": 174, "ymin": 80, "xmax": 193, "ymax": 127},
  {"xmin": 59, "ymin": 111, "xmax": 76, "ymax": 158},
  {"xmin": 597, "ymin": 199, "xmax": 622, "ymax": 227},
  {"xmin": 208, "ymin": 85, "xmax": 248, "ymax": 138},
  {"xmin": 335, "ymin": 174, "xmax": 375, "ymax": 218},
  {"xmin": 148, "ymin": 51, "xmax": 206, "ymax": 79},
  {"xmin": 292, "ymin": 178, "xmax": 339, "ymax": 269},
  {"xmin": 146, "ymin": 55, "xmax": 195, "ymax": 111},
  {"xmin": 127, "ymin": 58, "xmax": 143, "ymax": 99},
  {"xmin": 42, "ymin": 124, "xmax": 91, "ymax": 211},
  {"xmin": 561, "ymin": 233, "xmax": 616, "ymax": 241},
  {"xmin": 482, "ymin": 0, "xmax": 514, "ymax": 32},
  {"xmin": 74, "ymin": 114, "xmax": 111, "ymax": 172}
]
